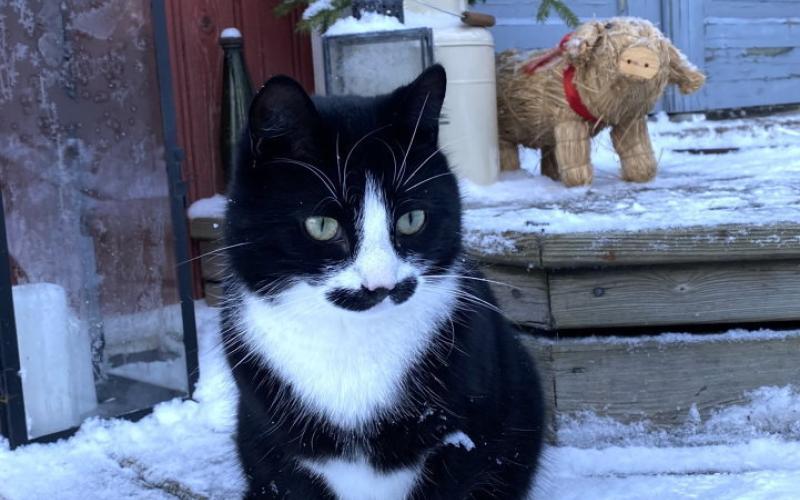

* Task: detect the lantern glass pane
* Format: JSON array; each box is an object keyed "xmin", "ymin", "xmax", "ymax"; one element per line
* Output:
[
  {"xmin": 325, "ymin": 30, "xmax": 432, "ymax": 96},
  {"xmin": 0, "ymin": 1, "xmax": 189, "ymax": 440}
]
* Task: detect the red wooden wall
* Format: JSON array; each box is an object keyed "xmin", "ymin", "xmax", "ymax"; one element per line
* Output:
[
  {"xmin": 166, "ymin": 0, "xmax": 314, "ymax": 200},
  {"xmin": 164, "ymin": 0, "xmax": 314, "ymax": 296}
]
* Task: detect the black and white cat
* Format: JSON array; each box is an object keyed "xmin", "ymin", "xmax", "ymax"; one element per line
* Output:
[{"xmin": 221, "ymin": 65, "xmax": 545, "ymax": 499}]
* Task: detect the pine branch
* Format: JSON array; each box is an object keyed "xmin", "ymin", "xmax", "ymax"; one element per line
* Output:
[
  {"xmin": 275, "ymin": 0, "xmax": 352, "ymax": 32},
  {"xmin": 274, "ymin": 0, "xmax": 308, "ymax": 17},
  {"xmin": 536, "ymin": 0, "xmax": 579, "ymax": 28},
  {"xmin": 276, "ymin": 0, "xmax": 578, "ymax": 33}
]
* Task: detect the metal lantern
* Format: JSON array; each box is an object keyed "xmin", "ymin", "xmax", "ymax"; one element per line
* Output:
[
  {"xmin": 322, "ymin": 28, "xmax": 434, "ymax": 97},
  {"xmin": 0, "ymin": 0, "xmax": 198, "ymax": 449}
]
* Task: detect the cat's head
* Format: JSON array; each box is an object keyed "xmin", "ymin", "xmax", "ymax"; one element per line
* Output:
[{"xmin": 225, "ymin": 65, "xmax": 461, "ymax": 315}]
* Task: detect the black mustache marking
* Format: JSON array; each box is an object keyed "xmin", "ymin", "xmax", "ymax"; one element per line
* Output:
[{"xmin": 326, "ymin": 277, "xmax": 418, "ymax": 312}]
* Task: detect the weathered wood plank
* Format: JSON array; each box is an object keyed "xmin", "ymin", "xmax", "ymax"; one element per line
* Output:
[
  {"xmin": 662, "ymin": 0, "xmax": 705, "ymax": 112},
  {"xmin": 190, "ymin": 217, "xmax": 224, "ymax": 240},
  {"xmin": 547, "ymin": 334, "xmax": 800, "ymax": 426},
  {"xmin": 706, "ymin": 0, "xmax": 800, "ymax": 19},
  {"xmin": 517, "ymin": 335, "xmax": 556, "ymax": 440},
  {"xmin": 466, "ymin": 232, "xmax": 542, "ymax": 267},
  {"xmin": 541, "ymin": 224, "xmax": 800, "ymax": 268},
  {"xmin": 481, "ymin": 264, "xmax": 551, "ymax": 328},
  {"xmin": 705, "ymin": 19, "xmax": 800, "ymax": 49},
  {"xmin": 468, "ymin": 224, "xmax": 800, "ymax": 269},
  {"xmin": 204, "ymin": 281, "xmax": 224, "ymax": 308},
  {"xmin": 696, "ymin": 77, "xmax": 800, "ymax": 110},
  {"xmin": 549, "ymin": 260, "xmax": 800, "ymax": 328},
  {"xmin": 705, "ymin": 47, "xmax": 800, "ymax": 82},
  {"xmin": 199, "ymin": 240, "xmax": 228, "ymax": 281}
]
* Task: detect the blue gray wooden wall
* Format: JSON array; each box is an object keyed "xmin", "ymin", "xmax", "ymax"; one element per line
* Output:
[{"xmin": 481, "ymin": 0, "xmax": 800, "ymax": 113}]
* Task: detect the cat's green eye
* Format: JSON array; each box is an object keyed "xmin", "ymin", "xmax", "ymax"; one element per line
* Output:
[
  {"xmin": 397, "ymin": 210, "xmax": 426, "ymax": 236},
  {"xmin": 305, "ymin": 216, "xmax": 340, "ymax": 241}
]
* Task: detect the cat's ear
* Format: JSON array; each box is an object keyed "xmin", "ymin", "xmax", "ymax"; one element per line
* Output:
[
  {"xmin": 248, "ymin": 75, "xmax": 320, "ymax": 158},
  {"xmin": 391, "ymin": 64, "xmax": 447, "ymax": 143}
]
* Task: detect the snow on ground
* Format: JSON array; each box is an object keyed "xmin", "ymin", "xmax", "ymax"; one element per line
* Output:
[
  {"xmin": 2, "ymin": 304, "xmax": 800, "ymax": 499},
  {"xmin": 461, "ymin": 112, "xmax": 800, "ymax": 252},
  {"xmin": 0, "ymin": 304, "xmax": 245, "ymax": 500}
]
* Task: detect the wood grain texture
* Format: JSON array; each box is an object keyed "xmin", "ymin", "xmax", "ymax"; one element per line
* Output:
[
  {"xmin": 204, "ymin": 281, "xmax": 224, "ymax": 307},
  {"xmin": 468, "ymin": 223, "xmax": 800, "ymax": 269},
  {"xmin": 517, "ymin": 335, "xmax": 556, "ymax": 439},
  {"xmin": 466, "ymin": 231, "xmax": 542, "ymax": 267},
  {"xmin": 548, "ymin": 260, "xmax": 800, "ymax": 328},
  {"xmin": 481, "ymin": 264, "xmax": 552, "ymax": 328},
  {"xmin": 189, "ymin": 217, "xmax": 224, "ymax": 240},
  {"xmin": 199, "ymin": 239, "xmax": 228, "ymax": 281},
  {"xmin": 165, "ymin": 1, "xmax": 313, "ymax": 297},
  {"xmin": 661, "ymin": 0, "xmax": 705, "ymax": 112},
  {"xmin": 543, "ymin": 335, "xmax": 800, "ymax": 426},
  {"xmin": 541, "ymin": 224, "xmax": 800, "ymax": 268}
]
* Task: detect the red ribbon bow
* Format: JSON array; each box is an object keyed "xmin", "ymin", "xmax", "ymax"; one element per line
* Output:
[{"xmin": 521, "ymin": 33, "xmax": 601, "ymax": 124}]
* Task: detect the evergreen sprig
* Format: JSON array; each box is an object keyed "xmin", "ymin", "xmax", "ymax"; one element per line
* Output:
[
  {"xmin": 276, "ymin": 0, "xmax": 579, "ymax": 33},
  {"xmin": 536, "ymin": 0, "xmax": 580, "ymax": 28}
]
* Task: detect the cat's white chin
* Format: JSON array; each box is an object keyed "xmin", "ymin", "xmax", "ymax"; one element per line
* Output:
[{"xmin": 234, "ymin": 274, "xmax": 459, "ymax": 430}]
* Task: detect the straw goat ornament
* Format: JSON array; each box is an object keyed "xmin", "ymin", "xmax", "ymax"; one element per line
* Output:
[{"xmin": 496, "ymin": 17, "xmax": 705, "ymax": 187}]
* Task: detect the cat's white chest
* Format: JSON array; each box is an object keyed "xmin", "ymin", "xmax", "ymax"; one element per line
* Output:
[
  {"xmin": 238, "ymin": 278, "xmax": 456, "ymax": 428},
  {"xmin": 301, "ymin": 457, "xmax": 422, "ymax": 500}
]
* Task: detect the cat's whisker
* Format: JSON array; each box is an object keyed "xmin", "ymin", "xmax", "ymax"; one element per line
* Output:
[
  {"xmin": 401, "ymin": 145, "xmax": 447, "ymax": 188},
  {"xmin": 375, "ymin": 137, "xmax": 399, "ymax": 185},
  {"xmin": 342, "ymin": 124, "xmax": 391, "ymax": 198},
  {"xmin": 401, "ymin": 137, "xmax": 466, "ymax": 187},
  {"xmin": 422, "ymin": 280, "xmax": 506, "ymax": 317},
  {"xmin": 336, "ymin": 131, "xmax": 343, "ymax": 190},
  {"xmin": 403, "ymin": 172, "xmax": 452, "ymax": 193},
  {"xmin": 269, "ymin": 158, "xmax": 341, "ymax": 206},
  {"xmin": 397, "ymin": 92, "xmax": 430, "ymax": 184},
  {"xmin": 426, "ymin": 274, "xmax": 515, "ymax": 289},
  {"xmin": 176, "ymin": 241, "xmax": 250, "ymax": 267}
]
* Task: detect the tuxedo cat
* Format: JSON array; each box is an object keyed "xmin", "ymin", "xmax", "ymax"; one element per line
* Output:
[{"xmin": 221, "ymin": 64, "xmax": 545, "ymax": 499}]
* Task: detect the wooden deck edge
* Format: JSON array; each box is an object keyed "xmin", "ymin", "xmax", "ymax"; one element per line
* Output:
[
  {"xmin": 468, "ymin": 222, "xmax": 800, "ymax": 269},
  {"xmin": 518, "ymin": 332, "xmax": 800, "ymax": 435}
]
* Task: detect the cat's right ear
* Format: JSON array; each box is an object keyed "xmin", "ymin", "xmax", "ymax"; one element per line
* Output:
[{"xmin": 248, "ymin": 76, "xmax": 320, "ymax": 159}]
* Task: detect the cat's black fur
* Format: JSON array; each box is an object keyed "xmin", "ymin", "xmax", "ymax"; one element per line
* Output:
[{"xmin": 221, "ymin": 65, "xmax": 545, "ymax": 499}]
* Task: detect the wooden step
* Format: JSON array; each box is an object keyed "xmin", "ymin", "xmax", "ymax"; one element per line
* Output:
[{"xmin": 518, "ymin": 330, "xmax": 800, "ymax": 439}]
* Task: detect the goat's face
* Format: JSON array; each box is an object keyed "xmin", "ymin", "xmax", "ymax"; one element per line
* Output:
[{"xmin": 563, "ymin": 18, "xmax": 682, "ymax": 121}]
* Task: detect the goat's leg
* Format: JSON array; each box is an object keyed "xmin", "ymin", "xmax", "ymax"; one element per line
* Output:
[
  {"xmin": 612, "ymin": 117, "xmax": 657, "ymax": 182},
  {"xmin": 540, "ymin": 144, "xmax": 559, "ymax": 180},
  {"xmin": 554, "ymin": 120, "xmax": 593, "ymax": 187},
  {"xmin": 499, "ymin": 138, "xmax": 521, "ymax": 171}
]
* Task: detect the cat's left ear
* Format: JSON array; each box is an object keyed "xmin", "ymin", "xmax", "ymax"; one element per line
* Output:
[
  {"xmin": 391, "ymin": 64, "xmax": 447, "ymax": 143},
  {"xmin": 248, "ymin": 75, "xmax": 320, "ymax": 159}
]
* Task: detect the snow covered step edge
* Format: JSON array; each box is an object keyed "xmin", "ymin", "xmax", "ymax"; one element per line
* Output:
[{"xmin": 517, "ymin": 331, "xmax": 800, "ymax": 443}]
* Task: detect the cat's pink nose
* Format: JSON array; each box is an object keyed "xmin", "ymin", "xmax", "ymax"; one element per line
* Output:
[
  {"xmin": 358, "ymin": 249, "xmax": 398, "ymax": 291},
  {"xmin": 362, "ymin": 276, "xmax": 396, "ymax": 292}
]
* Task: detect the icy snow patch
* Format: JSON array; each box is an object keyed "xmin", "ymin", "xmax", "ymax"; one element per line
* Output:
[
  {"xmin": 541, "ymin": 327, "xmax": 800, "ymax": 347},
  {"xmin": 220, "ymin": 27, "xmax": 242, "ymax": 38},
  {"xmin": 443, "ymin": 431, "xmax": 475, "ymax": 451},
  {"xmin": 326, "ymin": 10, "xmax": 461, "ymax": 35},
  {"xmin": 557, "ymin": 386, "xmax": 800, "ymax": 448},
  {"xmin": 187, "ymin": 193, "xmax": 227, "ymax": 219},
  {"xmin": 303, "ymin": 0, "xmax": 335, "ymax": 20}
]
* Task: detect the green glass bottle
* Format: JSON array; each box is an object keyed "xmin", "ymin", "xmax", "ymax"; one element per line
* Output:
[{"xmin": 220, "ymin": 28, "xmax": 254, "ymax": 186}]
